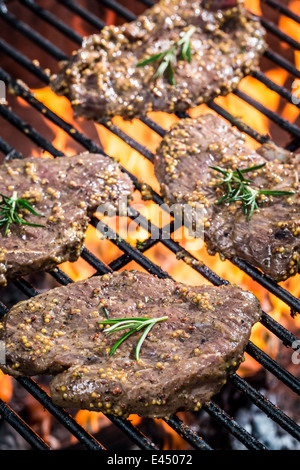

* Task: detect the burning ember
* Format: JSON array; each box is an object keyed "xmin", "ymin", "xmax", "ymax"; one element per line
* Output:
[{"xmin": 0, "ymin": 0, "xmax": 299, "ymax": 451}]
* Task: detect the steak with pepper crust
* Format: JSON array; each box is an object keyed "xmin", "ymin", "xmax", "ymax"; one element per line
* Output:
[
  {"xmin": 51, "ymin": 0, "xmax": 265, "ymax": 121},
  {"xmin": 154, "ymin": 114, "xmax": 299, "ymax": 282},
  {"xmin": 0, "ymin": 270, "xmax": 261, "ymax": 418},
  {"xmin": 0, "ymin": 153, "xmax": 133, "ymax": 286}
]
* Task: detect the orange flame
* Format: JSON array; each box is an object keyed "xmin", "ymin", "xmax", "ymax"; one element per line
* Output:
[{"xmin": 0, "ymin": 370, "xmax": 13, "ymax": 402}]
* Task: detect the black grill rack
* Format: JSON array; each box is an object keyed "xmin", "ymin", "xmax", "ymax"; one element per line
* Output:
[{"xmin": 0, "ymin": 0, "xmax": 299, "ymax": 451}]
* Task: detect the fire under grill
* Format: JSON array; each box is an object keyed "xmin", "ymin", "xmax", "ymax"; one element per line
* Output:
[{"xmin": 0, "ymin": 0, "xmax": 299, "ymax": 451}]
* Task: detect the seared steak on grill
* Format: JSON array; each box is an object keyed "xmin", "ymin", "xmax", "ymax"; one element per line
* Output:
[
  {"xmin": 154, "ymin": 114, "xmax": 299, "ymax": 282},
  {"xmin": 0, "ymin": 270, "xmax": 261, "ymax": 418},
  {"xmin": 50, "ymin": 0, "xmax": 265, "ymax": 121},
  {"xmin": 0, "ymin": 154, "xmax": 133, "ymax": 287}
]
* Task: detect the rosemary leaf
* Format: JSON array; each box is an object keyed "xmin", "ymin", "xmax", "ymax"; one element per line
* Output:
[
  {"xmin": 261, "ymin": 190, "xmax": 295, "ymax": 196},
  {"xmin": 109, "ymin": 329, "xmax": 136, "ymax": 357},
  {"xmin": 154, "ymin": 57, "xmax": 171, "ymax": 79},
  {"xmin": 239, "ymin": 163, "xmax": 266, "ymax": 173},
  {"xmin": 102, "ymin": 306, "xmax": 109, "ymax": 319},
  {"xmin": 167, "ymin": 62, "xmax": 175, "ymax": 86},
  {"xmin": 17, "ymin": 198, "xmax": 44, "ymax": 216},
  {"xmin": 136, "ymin": 52, "xmax": 166, "ymax": 67},
  {"xmin": 135, "ymin": 322, "xmax": 155, "ymax": 361}
]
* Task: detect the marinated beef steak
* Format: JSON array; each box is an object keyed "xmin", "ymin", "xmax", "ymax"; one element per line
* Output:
[
  {"xmin": 154, "ymin": 114, "xmax": 299, "ymax": 282},
  {"xmin": 0, "ymin": 154, "xmax": 133, "ymax": 287},
  {"xmin": 50, "ymin": 0, "xmax": 265, "ymax": 121},
  {"xmin": 0, "ymin": 270, "xmax": 261, "ymax": 418}
]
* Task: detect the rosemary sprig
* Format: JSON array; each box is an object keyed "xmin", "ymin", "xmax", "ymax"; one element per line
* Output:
[
  {"xmin": 99, "ymin": 315, "xmax": 168, "ymax": 360},
  {"xmin": 0, "ymin": 191, "xmax": 44, "ymax": 236},
  {"xmin": 210, "ymin": 163, "xmax": 295, "ymax": 220},
  {"xmin": 136, "ymin": 239, "xmax": 147, "ymax": 250},
  {"xmin": 136, "ymin": 26, "xmax": 196, "ymax": 85}
]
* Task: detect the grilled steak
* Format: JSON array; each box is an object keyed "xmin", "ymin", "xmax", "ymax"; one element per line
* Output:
[
  {"xmin": 50, "ymin": 0, "xmax": 265, "ymax": 121},
  {"xmin": 154, "ymin": 114, "xmax": 300, "ymax": 282},
  {"xmin": 0, "ymin": 270, "xmax": 261, "ymax": 418},
  {"xmin": 0, "ymin": 154, "xmax": 133, "ymax": 287}
]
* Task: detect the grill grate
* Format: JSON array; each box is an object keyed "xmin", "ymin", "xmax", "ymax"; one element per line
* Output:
[{"xmin": 0, "ymin": 0, "xmax": 299, "ymax": 451}]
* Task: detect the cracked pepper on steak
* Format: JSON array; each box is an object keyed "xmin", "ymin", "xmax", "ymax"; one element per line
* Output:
[
  {"xmin": 0, "ymin": 270, "xmax": 261, "ymax": 418},
  {"xmin": 0, "ymin": 153, "xmax": 133, "ymax": 287},
  {"xmin": 154, "ymin": 114, "xmax": 300, "ymax": 282},
  {"xmin": 50, "ymin": 0, "xmax": 265, "ymax": 121}
]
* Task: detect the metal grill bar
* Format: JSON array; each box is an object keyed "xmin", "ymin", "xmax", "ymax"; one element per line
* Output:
[
  {"xmin": 0, "ymin": 105, "xmax": 64, "ymax": 157},
  {"xmin": 229, "ymin": 373, "xmax": 300, "ymax": 442},
  {"xmin": 260, "ymin": 17, "xmax": 300, "ymax": 50},
  {"xmin": 0, "ymin": 135, "xmax": 23, "ymax": 160},
  {"xmin": 203, "ymin": 401, "xmax": 267, "ymax": 451},
  {"xmin": 0, "ymin": 398, "xmax": 51, "ymax": 449},
  {"xmin": 233, "ymin": 88, "xmax": 300, "ymax": 141},
  {"xmin": 0, "ymin": 0, "xmax": 299, "ymax": 451},
  {"xmin": 95, "ymin": 0, "xmax": 136, "ymax": 21},
  {"xmin": 0, "ymin": 2, "xmax": 68, "ymax": 61},
  {"xmin": 262, "ymin": 0, "xmax": 300, "ymax": 24},
  {"xmin": 253, "ymin": 70, "xmax": 300, "ymax": 110},
  {"xmin": 57, "ymin": 0, "xmax": 106, "ymax": 30},
  {"xmin": 16, "ymin": 377, "xmax": 108, "ymax": 450},
  {"xmin": 264, "ymin": 49, "xmax": 300, "ymax": 80},
  {"xmin": 246, "ymin": 342, "xmax": 300, "ymax": 395},
  {"xmin": 0, "ymin": 39, "xmax": 50, "ymax": 82},
  {"xmin": 165, "ymin": 416, "xmax": 212, "ymax": 450},
  {"xmin": 19, "ymin": 0, "xmax": 83, "ymax": 44}
]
